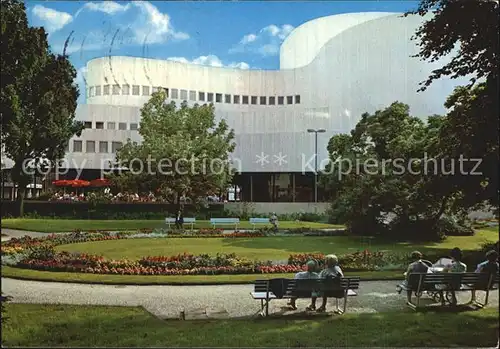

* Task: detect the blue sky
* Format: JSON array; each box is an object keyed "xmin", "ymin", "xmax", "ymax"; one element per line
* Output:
[{"xmin": 26, "ymin": 1, "xmax": 420, "ymax": 103}]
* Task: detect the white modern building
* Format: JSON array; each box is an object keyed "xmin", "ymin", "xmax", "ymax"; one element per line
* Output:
[{"xmin": 2, "ymin": 12, "xmax": 468, "ymax": 204}]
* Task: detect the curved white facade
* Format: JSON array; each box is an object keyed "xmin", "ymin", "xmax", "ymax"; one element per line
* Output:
[{"xmin": 64, "ymin": 12, "xmax": 467, "ymax": 173}]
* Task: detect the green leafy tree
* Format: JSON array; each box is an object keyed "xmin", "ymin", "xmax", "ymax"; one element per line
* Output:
[
  {"xmin": 323, "ymin": 102, "xmax": 464, "ymax": 240},
  {"xmin": 111, "ymin": 91, "xmax": 236, "ymax": 211},
  {"xmin": 1, "ymin": 0, "xmax": 83, "ymax": 215},
  {"xmin": 407, "ymin": 0, "xmax": 499, "ymax": 208}
]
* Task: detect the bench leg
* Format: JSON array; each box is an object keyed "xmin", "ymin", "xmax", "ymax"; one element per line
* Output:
[
  {"xmin": 406, "ymin": 291, "xmax": 418, "ymax": 311},
  {"xmin": 473, "ymin": 290, "xmax": 490, "ymax": 308}
]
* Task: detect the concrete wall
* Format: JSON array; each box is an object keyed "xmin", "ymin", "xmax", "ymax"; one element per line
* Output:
[{"xmin": 224, "ymin": 202, "xmax": 330, "ymax": 215}]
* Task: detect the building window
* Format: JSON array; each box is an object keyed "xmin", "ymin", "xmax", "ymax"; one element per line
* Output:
[
  {"xmin": 86, "ymin": 141, "xmax": 95, "ymax": 153},
  {"xmin": 122, "ymin": 84, "xmax": 130, "ymax": 95},
  {"xmin": 112, "ymin": 141, "xmax": 123, "ymax": 153},
  {"xmin": 171, "ymin": 88, "xmax": 179, "ymax": 99},
  {"xmin": 295, "ymin": 95, "xmax": 301, "ymax": 104},
  {"xmin": 103, "ymin": 85, "xmax": 110, "ymax": 95},
  {"xmin": 189, "ymin": 90, "xmax": 196, "ymax": 101},
  {"xmin": 242, "ymin": 95, "xmax": 249, "ymax": 104},
  {"xmin": 180, "ymin": 89, "xmax": 188, "ymax": 100},
  {"xmin": 287, "ymin": 96, "xmax": 293, "ymax": 104},
  {"xmin": 225, "ymin": 94, "xmax": 231, "ymax": 103},
  {"xmin": 99, "ymin": 141, "xmax": 108, "ymax": 153},
  {"xmin": 107, "ymin": 122, "xmax": 116, "ymax": 130},
  {"xmin": 141, "ymin": 86, "xmax": 149, "ymax": 96},
  {"xmin": 131, "ymin": 85, "xmax": 139, "ymax": 95},
  {"xmin": 207, "ymin": 93, "xmax": 214, "ymax": 102},
  {"xmin": 73, "ymin": 140, "xmax": 82, "ymax": 152},
  {"xmin": 233, "ymin": 95, "xmax": 240, "ymax": 104},
  {"xmin": 118, "ymin": 122, "xmax": 127, "ymax": 130},
  {"xmin": 251, "ymin": 96, "xmax": 257, "ymax": 105},
  {"xmin": 130, "ymin": 123, "xmax": 138, "ymax": 131},
  {"xmin": 95, "ymin": 86, "xmax": 101, "ymax": 96},
  {"xmin": 89, "ymin": 86, "xmax": 94, "ymax": 97},
  {"xmin": 278, "ymin": 96, "xmax": 284, "ymax": 105},
  {"xmin": 215, "ymin": 93, "xmax": 222, "ymax": 103},
  {"xmin": 84, "ymin": 121, "xmax": 92, "ymax": 129},
  {"xmin": 112, "ymin": 84, "xmax": 120, "ymax": 95},
  {"xmin": 199, "ymin": 92, "xmax": 205, "ymax": 101},
  {"xmin": 188, "ymin": 90, "xmax": 196, "ymax": 101},
  {"xmin": 269, "ymin": 96, "xmax": 276, "ymax": 105},
  {"xmin": 96, "ymin": 122, "xmax": 104, "ymax": 129},
  {"xmin": 163, "ymin": 88, "xmax": 169, "ymax": 98},
  {"xmin": 152, "ymin": 87, "xmax": 159, "ymax": 93},
  {"xmin": 260, "ymin": 96, "xmax": 266, "ymax": 105}
]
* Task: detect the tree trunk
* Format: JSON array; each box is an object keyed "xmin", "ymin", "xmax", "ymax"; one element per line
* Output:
[{"xmin": 16, "ymin": 183, "xmax": 26, "ymax": 217}]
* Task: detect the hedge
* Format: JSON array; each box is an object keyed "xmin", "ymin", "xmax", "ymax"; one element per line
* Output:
[{"xmin": 0, "ymin": 201, "xmax": 225, "ymax": 219}]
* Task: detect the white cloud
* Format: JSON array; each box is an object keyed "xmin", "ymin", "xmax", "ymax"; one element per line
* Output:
[
  {"xmin": 240, "ymin": 34, "xmax": 257, "ymax": 45},
  {"xmin": 167, "ymin": 55, "xmax": 250, "ymax": 69},
  {"xmin": 230, "ymin": 24, "xmax": 294, "ymax": 56},
  {"xmin": 81, "ymin": 2, "xmax": 129, "ymax": 15},
  {"xmin": 32, "ymin": 5, "xmax": 73, "ymax": 34},
  {"xmin": 77, "ymin": 1, "xmax": 189, "ymax": 45},
  {"xmin": 75, "ymin": 66, "xmax": 88, "ymax": 87}
]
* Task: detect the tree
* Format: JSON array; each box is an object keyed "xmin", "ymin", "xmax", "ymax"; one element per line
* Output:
[
  {"xmin": 322, "ymin": 102, "xmax": 469, "ymax": 240},
  {"xmin": 111, "ymin": 91, "xmax": 236, "ymax": 211},
  {"xmin": 407, "ymin": 0, "xmax": 499, "ymax": 208},
  {"xmin": 1, "ymin": 0, "xmax": 83, "ymax": 215}
]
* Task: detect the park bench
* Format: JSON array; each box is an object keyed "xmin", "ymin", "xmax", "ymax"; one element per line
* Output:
[
  {"xmin": 210, "ymin": 217, "xmax": 240, "ymax": 229},
  {"xmin": 401, "ymin": 272, "xmax": 499, "ymax": 310},
  {"xmin": 165, "ymin": 217, "xmax": 196, "ymax": 230},
  {"xmin": 249, "ymin": 217, "xmax": 270, "ymax": 230},
  {"xmin": 251, "ymin": 277, "xmax": 360, "ymax": 317}
]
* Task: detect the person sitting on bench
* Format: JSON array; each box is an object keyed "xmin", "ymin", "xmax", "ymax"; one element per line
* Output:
[
  {"xmin": 316, "ymin": 254, "xmax": 344, "ymax": 313},
  {"xmin": 397, "ymin": 251, "xmax": 429, "ymax": 294},
  {"xmin": 436, "ymin": 247, "xmax": 467, "ymax": 304},
  {"xmin": 476, "ymin": 250, "xmax": 499, "ymax": 274},
  {"xmin": 471, "ymin": 250, "xmax": 499, "ymax": 302},
  {"xmin": 288, "ymin": 260, "xmax": 319, "ymax": 311}
]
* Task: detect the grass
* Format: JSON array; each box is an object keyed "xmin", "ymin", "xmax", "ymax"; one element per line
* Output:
[
  {"xmin": 0, "ymin": 218, "xmax": 341, "ymax": 232},
  {"xmin": 1, "ymin": 266, "xmax": 402, "ymax": 284},
  {"xmin": 2, "ymin": 304, "xmax": 498, "ymax": 347},
  {"xmin": 53, "ymin": 229, "xmax": 498, "ymax": 260}
]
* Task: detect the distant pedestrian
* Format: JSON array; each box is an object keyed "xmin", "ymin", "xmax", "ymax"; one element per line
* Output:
[
  {"xmin": 270, "ymin": 212, "xmax": 278, "ymax": 231},
  {"xmin": 175, "ymin": 210, "xmax": 184, "ymax": 230}
]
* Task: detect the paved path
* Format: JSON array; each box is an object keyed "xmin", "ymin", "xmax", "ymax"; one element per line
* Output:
[
  {"xmin": 1, "ymin": 228, "xmax": 49, "ymax": 240},
  {"xmin": 2, "ymin": 277, "xmax": 498, "ymax": 320}
]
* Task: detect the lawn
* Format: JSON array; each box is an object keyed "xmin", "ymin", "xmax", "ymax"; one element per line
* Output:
[
  {"xmin": 3, "ymin": 228, "xmax": 494, "ymax": 285},
  {"xmin": 54, "ymin": 229, "xmax": 498, "ymax": 260},
  {"xmin": 2, "ymin": 304, "xmax": 498, "ymax": 347},
  {"xmin": 1, "ymin": 266, "xmax": 401, "ymax": 284},
  {"xmin": 0, "ymin": 218, "xmax": 341, "ymax": 232}
]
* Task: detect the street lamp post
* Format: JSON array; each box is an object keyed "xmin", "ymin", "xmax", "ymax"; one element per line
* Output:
[{"xmin": 307, "ymin": 128, "xmax": 326, "ymax": 203}]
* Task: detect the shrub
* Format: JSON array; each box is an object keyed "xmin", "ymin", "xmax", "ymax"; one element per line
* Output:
[
  {"xmin": 436, "ymin": 216, "xmax": 474, "ymax": 236},
  {"xmin": 1, "ymin": 293, "xmax": 11, "ymax": 323}
]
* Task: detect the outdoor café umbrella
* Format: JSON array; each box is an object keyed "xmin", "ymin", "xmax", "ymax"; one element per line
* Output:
[
  {"xmin": 52, "ymin": 179, "xmax": 72, "ymax": 187},
  {"xmin": 69, "ymin": 179, "xmax": 90, "ymax": 196},
  {"xmin": 70, "ymin": 179, "xmax": 90, "ymax": 188}
]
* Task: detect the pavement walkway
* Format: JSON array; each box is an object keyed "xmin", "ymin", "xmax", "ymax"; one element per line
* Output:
[{"xmin": 2, "ymin": 277, "xmax": 498, "ymax": 320}]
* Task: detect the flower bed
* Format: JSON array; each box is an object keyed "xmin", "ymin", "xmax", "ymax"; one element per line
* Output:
[{"xmin": 1, "ymin": 231, "xmax": 414, "ymax": 276}]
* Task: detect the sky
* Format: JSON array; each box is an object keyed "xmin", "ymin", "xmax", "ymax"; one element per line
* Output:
[{"xmin": 26, "ymin": 1, "xmax": 421, "ymax": 103}]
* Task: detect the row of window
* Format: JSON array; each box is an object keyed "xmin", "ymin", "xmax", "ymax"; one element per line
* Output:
[
  {"xmin": 87, "ymin": 84, "xmax": 301, "ymax": 105},
  {"xmin": 83, "ymin": 121, "xmax": 138, "ymax": 131},
  {"xmin": 71, "ymin": 140, "xmax": 123, "ymax": 153}
]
